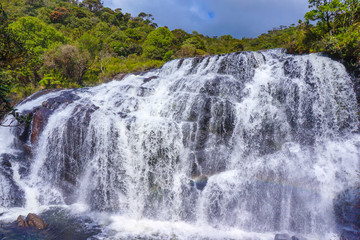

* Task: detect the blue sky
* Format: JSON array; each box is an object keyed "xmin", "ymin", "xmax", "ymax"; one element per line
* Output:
[{"xmin": 103, "ymin": 0, "xmax": 309, "ymax": 38}]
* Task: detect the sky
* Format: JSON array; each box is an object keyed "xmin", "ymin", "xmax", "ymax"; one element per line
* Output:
[{"xmin": 103, "ymin": 0, "xmax": 309, "ymax": 39}]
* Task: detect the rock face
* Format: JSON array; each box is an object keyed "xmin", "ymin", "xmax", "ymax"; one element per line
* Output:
[
  {"xmin": 274, "ymin": 234, "xmax": 307, "ymax": 240},
  {"xmin": 30, "ymin": 107, "xmax": 52, "ymax": 144},
  {"xmin": 291, "ymin": 235, "xmax": 307, "ymax": 240},
  {"xmin": 190, "ymin": 175, "xmax": 208, "ymax": 191},
  {"xmin": 26, "ymin": 90, "xmax": 80, "ymax": 144},
  {"xmin": 0, "ymin": 154, "xmax": 25, "ymax": 207},
  {"xmin": 274, "ymin": 233, "xmax": 290, "ymax": 240},
  {"xmin": 16, "ymin": 213, "xmax": 48, "ymax": 230},
  {"xmin": 334, "ymin": 186, "xmax": 360, "ymax": 238}
]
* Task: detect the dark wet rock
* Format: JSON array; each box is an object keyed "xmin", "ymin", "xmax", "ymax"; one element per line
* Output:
[
  {"xmin": 177, "ymin": 58, "xmax": 185, "ymax": 68},
  {"xmin": 291, "ymin": 235, "xmax": 307, "ymax": 240},
  {"xmin": 35, "ymin": 103, "xmax": 100, "ymax": 205},
  {"xmin": 274, "ymin": 233, "xmax": 290, "ymax": 240},
  {"xmin": 190, "ymin": 175, "xmax": 208, "ymax": 191},
  {"xmin": 23, "ymin": 144, "xmax": 32, "ymax": 156},
  {"xmin": 18, "ymin": 113, "xmax": 33, "ymax": 143},
  {"xmin": 132, "ymin": 68, "xmax": 159, "ymax": 76},
  {"xmin": 0, "ymin": 154, "xmax": 25, "ymax": 207},
  {"xmin": 19, "ymin": 89, "xmax": 63, "ymax": 105},
  {"xmin": 200, "ymin": 78, "xmax": 221, "ymax": 96},
  {"xmin": 42, "ymin": 91, "xmax": 80, "ymax": 110},
  {"xmin": 143, "ymin": 75, "xmax": 157, "ymax": 83},
  {"xmin": 136, "ymin": 86, "xmax": 155, "ymax": 97},
  {"xmin": 217, "ymin": 51, "xmax": 263, "ymax": 81},
  {"xmin": 190, "ymin": 56, "xmax": 206, "ymax": 72},
  {"xmin": 113, "ymin": 73, "xmax": 127, "ymax": 81},
  {"xmin": 1, "ymin": 156, "xmax": 12, "ymax": 169},
  {"xmin": 334, "ymin": 187, "xmax": 360, "ymax": 231},
  {"xmin": 11, "ymin": 90, "xmax": 81, "ymax": 146},
  {"xmin": 30, "ymin": 107, "xmax": 52, "ymax": 144},
  {"xmin": 283, "ymin": 58, "xmax": 301, "ymax": 79}
]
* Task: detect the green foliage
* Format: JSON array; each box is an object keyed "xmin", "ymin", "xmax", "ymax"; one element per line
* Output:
[
  {"xmin": 39, "ymin": 73, "xmax": 61, "ymax": 88},
  {"xmin": 49, "ymin": 7, "xmax": 69, "ymax": 23},
  {"xmin": 0, "ymin": 70, "xmax": 32, "ymax": 125},
  {"xmin": 183, "ymin": 36, "xmax": 206, "ymax": 51},
  {"xmin": 292, "ymin": 0, "xmax": 360, "ymax": 67},
  {"xmin": 305, "ymin": 0, "xmax": 347, "ymax": 33},
  {"xmin": 163, "ymin": 50, "xmax": 173, "ymax": 61},
  {"xmin": 43, "ymin": 44, "xmax": 90, "ymax": 86},
  {"xmin": 0, "ymin": 5, "xmax": 27, "ymax": 69},
  {"xmin": 177, "ymin": 44, "xmax": 197, "ymax": 58},
  {"xmin": 142, "ymin": 27, "xmax": 175, "ymax": 60},
  {"xmin": 238, "ymin": 0, "xmax": 359, "ymax": 72},
  {"xmin": 1, "ymin": 0, "xmax": 253, "ymax": 105},
  {"xmin": 80, "ymin": 0, "xmax": 103, "ymax": 13},
  {"xmin": 172, "ymin": 29, "xmax": 190, "ymax": 47},
  {"xmin": 5, "ymin": 0, "xmax": 359, "ymax": 119},
  {"xmin": 8, "ymin": 16, "xmax": 67, "ymax": 54},
  {"xmin": 125, "ymin": 28, "xmax": 142, "ymax": 41},
  {"xmin": 85, "ymin": 54, "xmax": 164, "ymax": 83},
  {"xmin": 78, "ymin": 33, "xmax": 101, "ymax": 58}
]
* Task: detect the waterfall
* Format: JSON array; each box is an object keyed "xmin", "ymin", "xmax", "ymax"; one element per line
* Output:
[{"xmin": 0, "ymin": 49, "xmax": 359, "ymax": 240}]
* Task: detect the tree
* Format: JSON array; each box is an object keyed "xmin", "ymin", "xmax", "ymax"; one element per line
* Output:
[
  {"xmin": 50, "ymin": 7, "xmax": 69, "ymax": 23},
  {"xmin": 78, "ymin": 33, "xmax": 101, "ymax": 58},
  {"xmin": 1, "ymin": 76, "xmax": 32, "ymax": 126},
  {"xmin": 0, "ymin": 3, "xmax": 27, "ymax": 68},
  {"xmin": 305, "ymin": 0, "xmax": 347, "ymax": 33},
  {"xmin": 172, "ymin": 29, "xmax": 190, "ymax": 47},
  {"xmin": 183, "ymin": 35, "xmax": 206, "ymax": 50},
  {"xmin": 80, "ymin": 0, "xmax": 103, "ymax": 13},
  {"xmin": 0, "ymin": 4, "xmax": 32, "ymax": 126},
  {"xmin": 25, "ymin": 0, "xmax": 44, "ymax": 7},
  {"xmin": 8, "ymin": 16, "xmax": 67, "ymax": 53},
  {"xmin": 6, "ymin": 16, "xmax": 67, "ymax": 84},
  {"xmin": 142, "ymin": 27, "xmax": 175, "ymax": 60}
]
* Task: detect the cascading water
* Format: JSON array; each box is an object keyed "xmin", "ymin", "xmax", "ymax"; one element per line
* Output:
[{"xmin": 0, "ymin": 49, "xmax": 360, "ymax": 240}]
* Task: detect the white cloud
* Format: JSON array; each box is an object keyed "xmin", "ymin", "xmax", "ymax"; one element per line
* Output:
[{"xmin": 103, "ymin": 0, "xmax": 309, "ymax": 38}]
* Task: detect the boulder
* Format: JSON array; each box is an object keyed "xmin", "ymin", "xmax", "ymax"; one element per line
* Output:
[
  {"xmin": 26, "ymin": 213, "xmax": 47, "ymax": 230},
  {"xmin": 274, "ymin": 233, "xmax": 290, "ymax": 240},
  {"xmin": 16, "ymin": 213, "xmax": 47, "ymax": 230},
  {"xmin": 16, "ymin": 215, "xmax": 28, "ymax": 228}
]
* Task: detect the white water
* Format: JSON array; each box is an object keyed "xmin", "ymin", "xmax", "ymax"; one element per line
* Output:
[{"xmin": 0, "ymin": 49, "xmax": 359, "ymax": 240}]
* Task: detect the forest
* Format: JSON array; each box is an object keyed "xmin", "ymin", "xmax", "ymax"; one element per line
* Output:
[{"xmin": 1, "ymin": 0, "xmax": 360, "ymax": 122}]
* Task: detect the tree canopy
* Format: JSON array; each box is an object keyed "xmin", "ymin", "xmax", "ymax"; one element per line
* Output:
[{"xmin": 1, "ymin": 0, "xmax": 359, "ymax": 123}]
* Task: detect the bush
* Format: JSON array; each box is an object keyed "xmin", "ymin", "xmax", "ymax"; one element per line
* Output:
[{"xmin": 43, "ymin": 44, "xmax": 90, "ymax": 85}]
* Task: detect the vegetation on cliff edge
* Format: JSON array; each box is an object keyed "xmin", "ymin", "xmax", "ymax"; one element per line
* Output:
[{"xmin": 0, "ymin": 0, "xmax": 359, "ymax": 122}]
